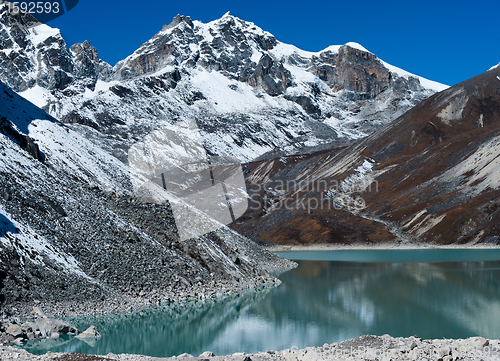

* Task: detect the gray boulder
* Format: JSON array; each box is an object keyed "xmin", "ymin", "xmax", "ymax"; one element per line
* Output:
[
  {"xmin": 20, "ymin": 321, "xmax": 37, "ymax": 334},
  {"xmin": 5, "ymin": 324, "xmax": 23, "ymax": 338},
  {"xmin": 76, "ymin": 325, "xmax": 101, "ymax": 339},
  {"xmin": 34, "ymin": 317, "xmax": 78, "ymax": 338}
]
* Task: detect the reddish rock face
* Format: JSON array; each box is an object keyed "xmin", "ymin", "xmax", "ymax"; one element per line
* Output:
[
  {"xmin": 357, "ymin": 68, "xmax": 500, "ymax": 245},
  {"xmin": 62, "ymin": 111, "xmax": 99, "ymax": 130},
  {"xmin": 335, "ymin": 45, "xmax": 392, "ymax": 98},
  {"xmin": 231, "ymin": 67, "xmax": 500, "ymax": 246},
  {"xmin": 312, "ymin": 45, "xmax": 392, "ymax": 99}
]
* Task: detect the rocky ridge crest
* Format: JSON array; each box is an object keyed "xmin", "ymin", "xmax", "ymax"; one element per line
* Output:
[{"xmin": 0, "ymin": 7, "xmax": 447, "ymax": 163}]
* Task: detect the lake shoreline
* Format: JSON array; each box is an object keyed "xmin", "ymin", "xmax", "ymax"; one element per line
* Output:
[
  {"xmin": 0, "ymin": 260, "xmax": 295, "ymax": 323},
  {"xmin": 2, "ymin": 243, "xmax": 498, "ymax": 322},
  {"xmin": 3, "ymin": 243, "xmax": 500, "ymax": 359},
  {"xmin": 267, "ymin": 242, "xmax": 500, "ymax": 252},
  {"xmin": 1, "ymin": 334, "xmax": 499, "ymax": 360}
]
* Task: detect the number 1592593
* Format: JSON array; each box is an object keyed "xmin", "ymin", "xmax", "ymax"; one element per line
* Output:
[{"xmin": 6, "ymin": 1, "xmax": 60, "ymax": 15}]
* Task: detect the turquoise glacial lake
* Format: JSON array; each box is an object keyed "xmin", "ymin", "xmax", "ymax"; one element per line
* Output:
[{"xmin": 23, "ymin": 249, "xmax": 500, "ymax": 357}]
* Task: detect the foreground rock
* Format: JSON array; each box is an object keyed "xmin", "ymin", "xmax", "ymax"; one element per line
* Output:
[
  {"xmin": 0, "ymin": 335, "xmax": 499, "ymax": 360},
  {"xmin": 34, "ymin": 317, "xmax": 78, "ymax": 338},
  {"xmin": 76, "ymin": 326, "xmax": 101, "ymax": 339},
  {"xmin": 0, "ymin": 307, "xmax": 79, "ymax": 344}
]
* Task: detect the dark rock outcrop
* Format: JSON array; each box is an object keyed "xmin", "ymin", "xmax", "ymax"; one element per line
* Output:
[
  {"xmin": 114, "ymin": 15, "xmax": 196, "ymax": 80},
  {"xmin": 62, "ymin": 111, "xmax": 99, "ymax": 130},
  {"xmin": 36, "ymin": 35, "xmax": 74, "ymax": 90},
  {"xmin": 70, "ymin": 40, "xmax": 113, "ymax": 89},
  {"xmin": 0, "ymin": 269, "xmax": 5, "ymax": 304},
  {"xmin": 0, "ymin": 116, "xmax": 44, "ymax": 161},
  {"xmin": 285, "ymin": 95, "xmax": 320, "ymax": 115},
  {"xmin": 0, "ymin": 9, "xmax": 37, "ymax": 92},
  {"xmin": 243, "ymin": 54, "xmax": 291, "ymax": 96}
]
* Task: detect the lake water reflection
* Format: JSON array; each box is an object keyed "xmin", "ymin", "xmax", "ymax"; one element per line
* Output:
[{"xmin": 24, "ymin": 249, "xmax": 500, "ymax": 357}]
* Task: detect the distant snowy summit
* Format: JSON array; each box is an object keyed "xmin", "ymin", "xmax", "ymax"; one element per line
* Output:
[{"xmin": 0, "ymin": 7, "xmax": 448, "ymax": 161}]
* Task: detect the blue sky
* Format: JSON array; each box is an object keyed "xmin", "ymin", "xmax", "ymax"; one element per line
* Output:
[{"xmin": 48, "ymin": 0, "xmax": 500, "ymax": 86}]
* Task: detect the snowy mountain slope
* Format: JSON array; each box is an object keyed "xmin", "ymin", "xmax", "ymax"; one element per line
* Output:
[
  {"xmin": 0, "ymin": 81, "xmax": 293, "ymax": 311},
  {"xmin": 0, "ymin": 7, "xmax": 447, "ymax": 164},
  {"xmin": 0, "ymin": 82, "xmax": 132, "ymax": 193}
]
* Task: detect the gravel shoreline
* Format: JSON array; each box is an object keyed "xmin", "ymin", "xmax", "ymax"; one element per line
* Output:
[
  {"xmin": 268, "ymin": 242, "xmax": 500, "ymax": 252},
  {"xmin": 0, "ymin": 257, "xmax": 294, "ymax": 321},
  {"xmin": 1, "ymin": 335, "xmax": 499, "ymax": 360}
]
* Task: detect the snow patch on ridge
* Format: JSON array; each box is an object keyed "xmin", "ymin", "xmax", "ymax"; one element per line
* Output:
[
  {"xmin": 19, "ymin": 85, "xmax": 54, "ymax": 108},
  {"xmin": 28, "ymin": 24, "xmax": 61, "ymax": 46},
  {"xmin": 341, "ymin": 159, "xmax": 377, "ymax": 191},
  {"xmin": 489, "ymin": 62, "xmax": 500, "ymax": 71},
  {"xmin": 29, "ymin": 119, "xmax": 132, "ymax": 193},
  {"xmin": 1, "ymin": 82, "xmax": 131, "ymax": 194},
  {"xmin": 381, "ymin": 60, "xmax": 448, "ymax": 92},
  {"xmin": 270, "ymin": 42, "xmax": 318, "ymax": 60},
  {"xmin": 190, "ymin": 68, "xmax": 280, "ymax": 113},
  {"xmin": 344, "ymin": 42, "xmax": 370, "ymax": 52},
  {"xmin": 437, "ymin": 92, "xmax": 469, "ymax": 125}
]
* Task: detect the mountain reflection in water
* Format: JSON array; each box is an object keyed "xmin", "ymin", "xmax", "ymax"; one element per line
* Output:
[{"xmin": 24, "ymin": 256, "xmax": 500, "ymax": 357}]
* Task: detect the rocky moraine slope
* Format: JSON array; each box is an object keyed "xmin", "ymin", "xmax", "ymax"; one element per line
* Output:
[{"xmin": 0, "ymin": 80, "xmax": 295, "ymax": 325}]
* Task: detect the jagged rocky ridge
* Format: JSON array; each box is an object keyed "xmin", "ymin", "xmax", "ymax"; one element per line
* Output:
[
  {"xmin": 0, "ymin": 81, "xmax": 295, "ymax": 319},
  {"xmin": 232, "ymin": 66, "xmax": 500, "ymax": 246},
  {"xmin": 0, "ymin": 7, "xmax": 446, "ymax": 163}
]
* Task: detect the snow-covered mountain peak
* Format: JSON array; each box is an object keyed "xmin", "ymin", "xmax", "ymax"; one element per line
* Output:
[
  {"xmin": 161, "ymin": 14, "xmax": 194, "ymax": 32},
  {"xmin": 343, "ymin": 42, "xmax": 370, "ymax": 52},
  {"xmin": 0, "ymin": 11, "xmax": 449, "ymax": 163}
]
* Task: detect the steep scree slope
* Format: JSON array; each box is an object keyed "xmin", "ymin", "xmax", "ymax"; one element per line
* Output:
[{"xmin": 0, "ymin": 81, "xmax": 293, "ymax": 316}]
